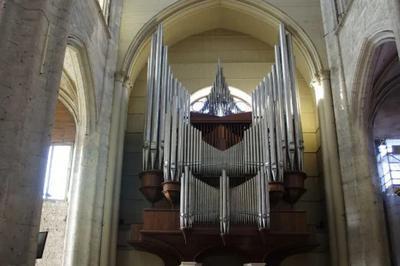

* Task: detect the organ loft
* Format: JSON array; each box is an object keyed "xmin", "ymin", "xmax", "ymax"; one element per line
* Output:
[{"xmin": 131, "ymin": 24, "xmax": 316, "ymax": 266}]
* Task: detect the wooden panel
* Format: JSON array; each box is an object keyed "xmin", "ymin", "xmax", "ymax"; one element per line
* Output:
[
  {"xmin": 142, "ymin": 209, "xmax": 180, "ymax": 231},
  {"xmin": 51, "ymin": 100, "xmax": 76, "ymax": 144},
  {"xmin": 140, "ymin": 209, "xmax": 307, "ymax": 233},
  {"xmin": 191, "ymin": 112, "xmax": 251, "ymax": 150},
  {"xmin": 270, "ymin": 210, "xmax": 307, "ymax": 232},
  {"xmin": 130, "ymin": 209, "xmax": 315, "ymax": 265}
]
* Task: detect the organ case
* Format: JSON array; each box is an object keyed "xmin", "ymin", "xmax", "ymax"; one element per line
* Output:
[{"xmin": 129, "ymin": 23, "xmax": 316, "ymax": 266}]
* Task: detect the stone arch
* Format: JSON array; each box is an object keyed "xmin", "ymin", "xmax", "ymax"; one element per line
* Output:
[
  {"xmin": 121, "ymin": 0, "xmax": 324, "ymax": 95},
  {"xmin": 351, "ymin": 30, "xmax": 396, "ymax": 128},
  {"xmin": 61, "ymin": 38, "xmax": 100, "ymax": 266},
  {"xmin": 118, "ymin": 2, "xmax": 347, "ymax": 265},
  {"xmin": 38, "ymin": 39, "xmax": 99, "ymax": 265},
  {"xmin": 65, "ymin": 36, "xmax": 97, "ymax": 135},
  {"xmin": 350, "ymin": 31, "xmax": 398, "ymax": 176},
  {"xmin": 346, "ymin": 30, "xmax": 398, "ymax": 266},
  {"xmin": 59, "ymin": 71, "xmax": 79, "ymax": 127}
]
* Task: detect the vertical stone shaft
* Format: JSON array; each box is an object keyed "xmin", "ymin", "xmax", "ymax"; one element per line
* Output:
[
  {"xmin": 388, "ymin": 0, "xmax": 400, "ymax": 54},
  {"xmin": 0, "ymin": 0, "xmax": 72, "ymax": 265}
]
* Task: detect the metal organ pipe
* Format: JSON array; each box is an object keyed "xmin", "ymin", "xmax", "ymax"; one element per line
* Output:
[{"xmin": 143, "ymin": 23, "xmax": 303, "ymax": 236}]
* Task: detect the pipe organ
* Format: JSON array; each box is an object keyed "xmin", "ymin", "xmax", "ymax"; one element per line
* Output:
[{"xmin": 135, "ymin": 23, "xmax": 314, "ymax": 265}]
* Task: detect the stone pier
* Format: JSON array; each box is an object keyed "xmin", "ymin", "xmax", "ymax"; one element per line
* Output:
[{"xmin": 0, "ymin": 0, "xmax": 73, "ymax": 265}]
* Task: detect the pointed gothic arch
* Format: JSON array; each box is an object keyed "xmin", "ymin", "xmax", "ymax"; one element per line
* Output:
[{"xmin": 121, "ymin": 0, "xmax": 324, "ymax": 94}]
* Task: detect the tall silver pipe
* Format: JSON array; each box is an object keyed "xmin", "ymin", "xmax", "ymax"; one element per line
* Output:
[
  {"xmin": 162, "ymin": 76, "xmax": 173, "ymax": 180},
  {"xmin": 180, "ymin": 171, "xmax": 185, "ymax": 229},
  {"xmin": 267, "ymin": 74, "xmax": 277, "ymax": 182},
  {"xmin": 177, "ymin": 89, "xmax": 184, "ymax": 179},
  {"xmin": 256, "ymin": 172, "xmax": 262, "ymax": 228},
  {"xmin": 181, "ymin": 166, "xmax": 188, "ymax": 228},
  {"xmin": 150, "ymin": 25, "xmax": 163, "ymax": 170},
  {"xmin": 189, "ymin": 171, "xmax": 194, "ymax": 227},
  {"xmin": 227, "ymin": 175, "xmax": 230, "ymax": 233},
  {"xmin": 169, "ymin": 80, "xmax": 177, "ymax": 180},
  {"xmin": 143, "ymin": 32, "xmax": 157, "ymax": 170},
  {"xmin": 272, "ymin": 59, "xmax": 285, "ymax": 182},
  {"xmin": 158, "ymin": 46, "xmax": 168, "ymax": 169},
  {"xmin": 279, "ymin": 24, "xmax": 295, "ymax": 170},
  {"xmin": 287, "ymin": 34, "xmax": 304, "ymax": 172},
  {"xmin": 219, "ymin": 175, "xmax": 223, "ymax": 233}
]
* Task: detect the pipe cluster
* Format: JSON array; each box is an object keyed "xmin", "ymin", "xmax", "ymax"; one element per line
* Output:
[
  {"xmin": 143, "ymin": 24, "xmax": 303, "ymax": 236},
  {"xmin": 198, "ymin": 60, "xmax": 242, "ymax": 116}
]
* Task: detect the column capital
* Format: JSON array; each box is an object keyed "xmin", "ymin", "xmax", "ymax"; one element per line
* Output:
[
  {"xmin": 313, "ymin": 70, "xmax": 331, "ymax": 83},
  {"xmin": 114, "ymin": 71, "xmax": 130, "ymax": 83}
]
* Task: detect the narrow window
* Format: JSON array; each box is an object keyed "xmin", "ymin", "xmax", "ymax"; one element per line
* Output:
[
  {"xmin": 376, "ymin": 139, "xmax": 400, "ymax": 192},
  {"xmin": 43, "ymin": 144, "xmax": 73, "ymax": 200}
]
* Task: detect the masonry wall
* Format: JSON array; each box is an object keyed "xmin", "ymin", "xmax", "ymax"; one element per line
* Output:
[
  {"xmin": 118, "ymin": 0, "xmax": 327, "ymax": 70},
  {"xmin": 118, "ymin": 29, "xmax": 329, "ymax": 266},
  {"xmin": 320, "ymin": 0, "xmax": 397, "ymax": 265},
  {"xmin": 36, "ymin": 101, "xmax": 75, "ymax": 266},
  {"xmin": 36, "ymin": 201, "xmax": 69, "ymax": 266},
  {"xmin": 35, "ymin": 0, "xmax": 123, "ymax": 265}
]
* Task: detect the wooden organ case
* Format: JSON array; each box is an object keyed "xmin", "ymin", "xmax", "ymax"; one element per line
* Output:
[{"xmin": 129, "ymin": 24, "xmax": 317, "ymax": 266}]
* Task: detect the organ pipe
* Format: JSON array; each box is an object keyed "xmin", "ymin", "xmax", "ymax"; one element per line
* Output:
[{"xmin": 143, "ymin": 23, "xmax": 303, "ymax": 236}]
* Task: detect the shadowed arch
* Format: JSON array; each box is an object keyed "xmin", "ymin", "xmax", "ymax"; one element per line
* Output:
[
  {"xmin": 65, "ymin": 36, "xmax": 97, "ymax": 134},
  {"xmin": 121, "ymin": 0, "xmax": 324, "ymax": 96},
  {"xmin": 351, "ymin": 30, "xmax": 396, "ymax": 128}
]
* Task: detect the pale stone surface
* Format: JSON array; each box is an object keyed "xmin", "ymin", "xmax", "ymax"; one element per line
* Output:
[
  {"xmin": 320, "ymin": 0, "xmax": 396, "ymax": 265},
  {"xmin": 36, "ymin": 201, "xmax": 68, "ymax": 266},
  {"xmin": 118, "ymin": 0, "xmax": 327, "ymax": 70},
  {"xmin": 20, "ymin": 0, "xmax": 124, "ymax": 265},
  {"xmin": 0, "ymin": 0, "xmax": 73, "ymax": 265}
]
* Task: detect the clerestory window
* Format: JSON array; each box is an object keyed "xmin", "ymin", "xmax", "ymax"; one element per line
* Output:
[
  {"xmin": 43, "ymin": 144, "xmax": 73, "ymax": 200},
  {"xmin": 376, "ymin": 139, "xmax": 400, "ymax": 192},
  {"xmin": 190, "ymin": 86, "xmax": 252, "ymax": 114}
]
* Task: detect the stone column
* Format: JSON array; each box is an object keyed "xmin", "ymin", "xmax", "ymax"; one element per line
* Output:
[
  {"xmin": 388, "ymin": 0, "xmax": 400, "ymax": 54},
  {"xmin": 100, "ymin": 73, "xmax": 131, "ymax": 266},
  {"xmin": 313, "ymin": 72, "xmax": 349, "ymax": 266},
  {"xmin": 0, "ymin": 0, "xmax": 73, "ymax": 265}
]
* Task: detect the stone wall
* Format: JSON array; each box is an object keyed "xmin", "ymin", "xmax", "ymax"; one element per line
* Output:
[
  {"xmin": 36, "ymin": 201, "xmax": 68, "ymax": 266},
  {"xmin": 119, "ymin": 29, "xmax": 328, "ymax": 266},
  {"xmin": 118, "ymin": 0, "xmax": 327, "ymax": 69},
  {"xmin": 384, "ymin": 191, "xmax": 400, "ymax": 265},
  {"xmin": 320, "ymin": 0, "xmax": 397, "ymax": 265},
  {"xmin": 36, "ymin": 101, "xmax": 75, "ymax": 266},
  {"xmin": 34, "ymin": 0, "xmax": 123, "ymax": 265}
]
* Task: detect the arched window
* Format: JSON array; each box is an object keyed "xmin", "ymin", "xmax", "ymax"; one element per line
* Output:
[
  {"xmin": 43, "ymin": 100, "xmax": 76, "ymax": 200},
  {"xmin": 367, "ymin": 40, "xmax": 400, "ymax": 265},
  {"xmin": 376, "ymin": 139, "xmax": 400, "ymax": 192},
  {"xmin": 38, "ymin": 44, "xmax": 95, "ymax": 266},
  {"xmin": 190, "ymin": 86, "xmax": 252, "ymax": 113}
]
